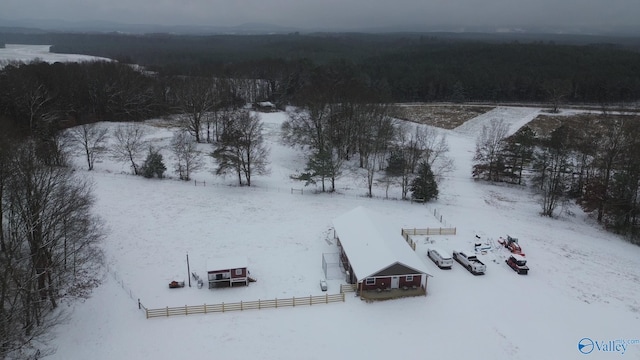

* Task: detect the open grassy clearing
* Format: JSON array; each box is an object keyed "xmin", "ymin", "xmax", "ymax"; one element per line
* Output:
[
  {"xmin": 527, "ymin": 112, "xmax": 640, "ymax": 137},
  {"xmin": 391, "ymin": 103, "xmax": 494, "ymax": 129}
]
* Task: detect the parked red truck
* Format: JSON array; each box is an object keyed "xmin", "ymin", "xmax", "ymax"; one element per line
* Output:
[{"xmin": 506, "ymin": 254, "xmax": 529, "ymax": 275}]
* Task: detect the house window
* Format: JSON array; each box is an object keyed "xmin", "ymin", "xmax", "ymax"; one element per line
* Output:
[
  {"xmin": 365, "ymin": 278, "xmax": 375, "ymax": 285},
  {"xmin": 406, "ymin": 275, "xmax": 414, "ymax": 282},
  {"xmin": 235, "ymin": 268, "xmax": 243, "ymax": 276}
]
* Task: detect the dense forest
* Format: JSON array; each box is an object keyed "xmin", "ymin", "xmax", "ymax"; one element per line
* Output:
[{"xmin": 2, "ymin": 31, "xmax": 640, "ymax": 105}]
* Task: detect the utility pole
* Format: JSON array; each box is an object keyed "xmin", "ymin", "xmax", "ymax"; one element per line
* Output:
[{"xmin": 187, "ymin": 253, "xmax": 191, "ymax": 287}]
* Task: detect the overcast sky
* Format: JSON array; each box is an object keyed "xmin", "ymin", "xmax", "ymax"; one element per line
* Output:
[{"xmin": 1, "ymin": 0, "xmax": 639, "ymax": 31}]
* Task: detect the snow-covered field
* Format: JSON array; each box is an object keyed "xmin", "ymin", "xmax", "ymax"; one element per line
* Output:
[
  {"xmin": 2, "ymin": 40, "xmax": 638, "ymax": 359},
  {"xmin": 0, "ymin": 44, "xmax": 110, "ymax": 67},
  {"xmin": 41, "ymin": 106, "xmax": 640, "ymax": 360}
]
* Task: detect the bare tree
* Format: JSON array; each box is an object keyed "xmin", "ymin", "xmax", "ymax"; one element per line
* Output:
[
  {"xmin": 532, "ymin": 126, "xmax": 573, "ymax": 217},
  {"xmin": 1, "ymin": 140, "xmax": 104, "ymax": 358},
  {"xmin": 0, "ymin": 167, "xmax": 6, "ymax": 257},
  {"xmin": 69, "ymin": 123, "xmax": 109, "ymax": 170},
  {"xmin": 211, "ymin": 110, "xmax": 270, "ymax": 186},
  {"xmin": 391, "ymin": 124, "xmax": 451, "ymax": 199},
  {"xmin": 111, "ymin": 124, "xmax": 147, "ymax": 175},
  {"xmin": 501, "ymin": 126, "xmax": 537, "ymax": 185},
  {"xmin": 30, "ymin": 128, "xmax": 72, "ymax": 168},
  {"xmin": 358, "ymin": 106, "xmax": 395, "ymax": 197},
  {"xmin": 171, "ymin": 130, "xmax": 203, "ymax": 181},
  {"xmin": 576, "ymin": 118, "xmax": 628, "ymax": 223},
  {"xmin": 473, "ymin": 119, "xmax": 509, "ymax": 181},
  {"xmin": 282, "ymin": 105, "xmax": 345, "ymax": 192},
  {"xmin": 16, "ymin": 80, "xmax": 58, "ymax": 135},
  {"xmin": 392, "ymin": 126, "xmax": 419, "ymax": 200},
  {"xmin": 543, "ymin": 79, "xmax": 571, "ymax": 113},
  {"xmin": 206, "ymin": 79, "xmax": 245, "ymax": 143},
  {"xmin": 174, "ymin": 77, "xmax": 215, "ymax": 143},
  {"xmin": 281, "ymin": 105, "xmax": 330, "ymax": 150},
  {"xmin": 417, "ymin": 126, "xmax": 454, "ymax": 181},
  {"xmin": 86, "ymin": 61, "xmax": 156, "ymax": 121}
]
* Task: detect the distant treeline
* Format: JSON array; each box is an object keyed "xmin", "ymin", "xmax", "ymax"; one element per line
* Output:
[
  {"xmin": 1, "ymin": 31, "xmax": 640, "ymax": 105},
  {"xmin": 0, "ymin": 61, "xmax": 164, "ymax": 141}
]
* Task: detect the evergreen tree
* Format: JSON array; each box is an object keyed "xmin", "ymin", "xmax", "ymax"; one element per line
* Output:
[
  {"xmin": 141, "ymin": 147, "xmax": 166, "ymax": 178},
  {"xmin": 295, "ymin": 147, "xmax": 341, "ymax": 192},
  {"xmin": 410, "ymin": 161, "xmax": 438, "ymax": 202}
]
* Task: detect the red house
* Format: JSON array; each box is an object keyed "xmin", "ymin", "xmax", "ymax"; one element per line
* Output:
[
  {"xmin": 332, "ymin": 207, "xmax": 431, "ymax": 300},
  {"xmin": 207, "ymin": 256, "xmax": 249, "ymax": 288}
]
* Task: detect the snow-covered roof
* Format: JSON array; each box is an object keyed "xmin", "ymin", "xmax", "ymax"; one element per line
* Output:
[
  {"xmin": 332, "ymin": 206, "xmax": 431, "ymax": 280},
  {"xmin": 428, "ymin": 248, "xmax": 452, "ymax": 259},
  {"xmin": 511, "ymin": 254, "xmax": 526, "ymax": 262},
  {"xmin": 207, "ymin": 256, "xmax": 248, "ymax": 272},
  {"xmin": 257, "ymin": 101, "xmax": 275, "ymax": 107}
]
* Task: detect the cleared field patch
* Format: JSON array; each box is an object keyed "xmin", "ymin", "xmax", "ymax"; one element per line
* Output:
[
  {"xmin": 527, "ymin": 113, "xmax": 640, "ymax": 137},
  {"xmin": 391, "ymin": 104, "xmax": 494, "ymax": 129}
]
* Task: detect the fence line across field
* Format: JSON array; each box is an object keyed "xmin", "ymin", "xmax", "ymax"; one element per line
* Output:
[
  {"xmin": 98, "ymin": 170, "xmax": 436, "ymax": 205},
  {"xmin": 432, "ymin": 208, "xmax": 454, "ymax": 228},
  {"xmin": 107, "ymin": 264, "xmax": 141, "ymax": 306},
  {"xmin": 140, "ymin": 292, "xmax": 345, "ymax": 319}
]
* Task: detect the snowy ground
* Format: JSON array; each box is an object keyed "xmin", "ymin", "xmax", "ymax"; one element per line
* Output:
[
  {"xmin": 6, "ymin": 44, "xmax": 638, "ymax": 359},
  {"xmin": 0, "ymin": 44, "xmax": 110, "ymax": 67},
  {"xmin": 41, "ymin": 106, "xmax": 640, "ymax": 360}
]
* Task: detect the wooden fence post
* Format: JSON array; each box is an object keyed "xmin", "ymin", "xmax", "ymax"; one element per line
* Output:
[
  {"xmin": 138, "ymin": 298, "xmax": 141, "ymax": 309},
  {"xmin": 143, "ymin": 292, "xmax": 349, "ymax": 320}
]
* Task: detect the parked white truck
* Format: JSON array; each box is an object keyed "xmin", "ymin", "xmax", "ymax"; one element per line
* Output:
[{"xmin": 453, "ymin": 250, "xmax": 487, "ymax": 275}]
